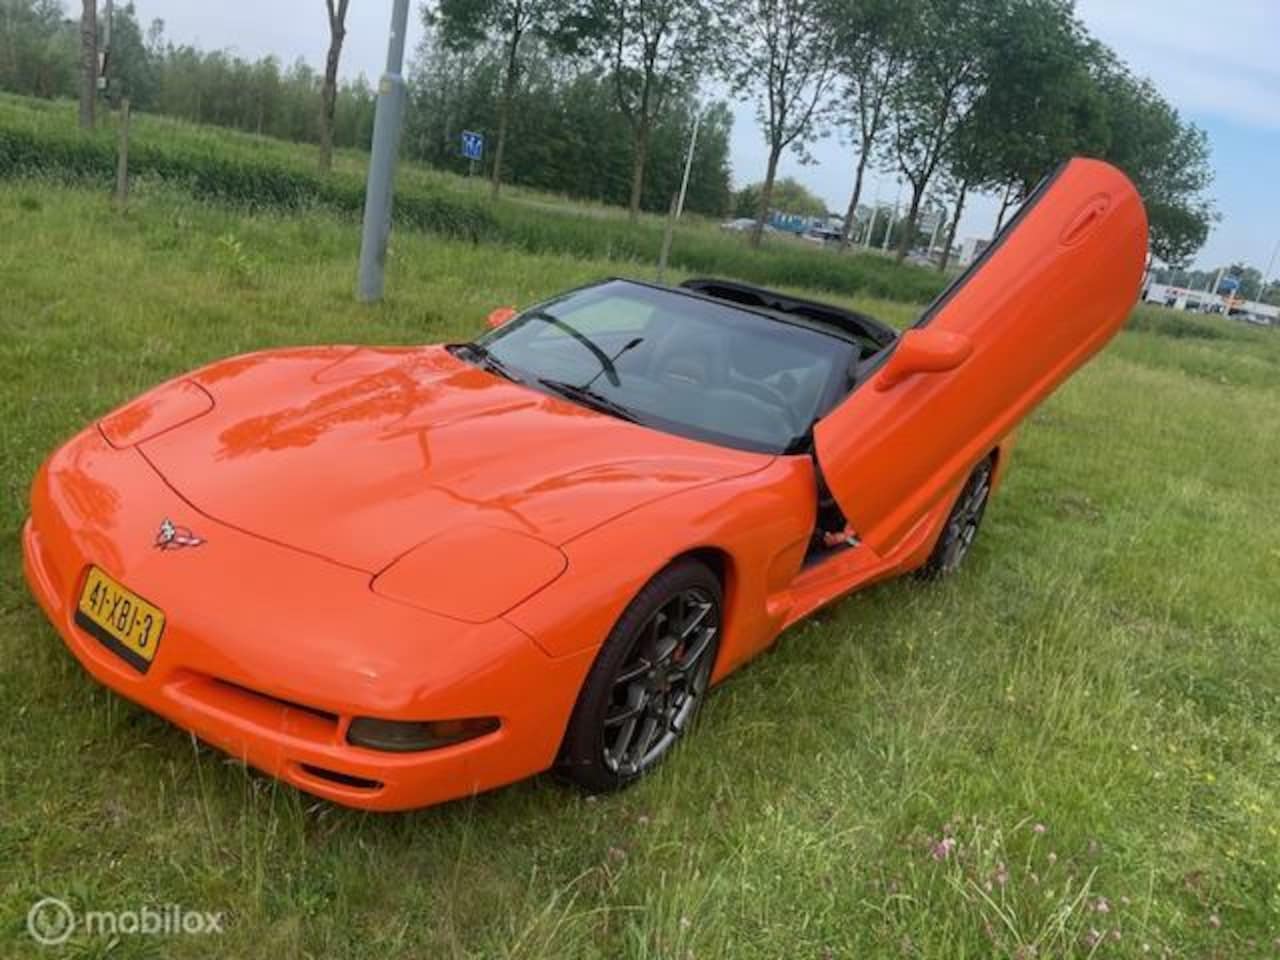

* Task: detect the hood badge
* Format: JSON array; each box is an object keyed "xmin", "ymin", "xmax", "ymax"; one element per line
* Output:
[{"xmin": 155, "ymin": 518, "xmax": 205, "ymax": 551}]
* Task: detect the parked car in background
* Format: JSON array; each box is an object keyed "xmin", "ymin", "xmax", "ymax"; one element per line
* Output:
[
  {"xmin": 801, "ymin": 227, "xmax": 844, "ymax": 247},
  {"xmin": 720, "ymin": 218, "xmax": 778, "ymax": 235}
]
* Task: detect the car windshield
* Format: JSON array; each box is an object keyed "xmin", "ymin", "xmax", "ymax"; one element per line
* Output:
[{"xmin": 467, "ymin": 280, "xmax": 858, "ymax": 454}]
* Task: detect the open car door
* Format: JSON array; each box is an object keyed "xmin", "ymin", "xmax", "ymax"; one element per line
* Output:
[{"xmin": 813, "ymin": 158, "xmax": 1148, "ymax": 553}]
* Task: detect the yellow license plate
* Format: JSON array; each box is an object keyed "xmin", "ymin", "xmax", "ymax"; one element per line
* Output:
[{"xmin": 75, "ymin": 567, "xmax": 166, "ymax": 673}]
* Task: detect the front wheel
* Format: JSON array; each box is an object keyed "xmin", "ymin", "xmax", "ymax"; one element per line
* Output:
[
  {"xmin": 916, "ymin": 455, "xmax": 994, "ymax": 581},
  {"xmin": 558, "ymin": 559, "xmax": 722, "ymax": 793}
]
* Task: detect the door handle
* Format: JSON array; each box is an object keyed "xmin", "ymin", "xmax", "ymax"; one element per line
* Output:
[{"xmin": 1060, "ymin": 195, "xmax": 1110, "ymax": 246}]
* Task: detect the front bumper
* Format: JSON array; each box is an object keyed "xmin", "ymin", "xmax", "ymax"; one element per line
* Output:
[{"xmin": 22, "ymin": 426, "xmax": 593, "ymax": 811}]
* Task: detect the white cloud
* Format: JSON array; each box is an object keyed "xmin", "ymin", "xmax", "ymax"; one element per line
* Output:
[{"xmin": 1076, "ymin": 0, "xmax": 1280, "ymax": 129}]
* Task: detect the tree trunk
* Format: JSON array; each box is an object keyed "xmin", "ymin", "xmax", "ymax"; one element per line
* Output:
[
  {"xmin": 839, "ymin": 149, "xmax": 870, "ymax": 247},
  {"xmin": 627, "ymin": 122, "xmax": 649, "ymax": 222},
  {"xmin": 319, "ymin": 0, "xmax": 348, "ymax": 174},
  {"xmin": 993, "ymin": 181, "xmax": 1016, "ymax": 235},
  {"xmin": 895, "ymin": 183, "xmax": 925, "ymax": 263},
  {"xmin": 938, "ymin": 178, "xmax": 968, "ymax": 272},
  {"xmin": 78, "ymin": 0, "xmax": 96, "ymax": 130},
  {"xmin": 114, "ymin": 97, "xmax": 131, "ymax": 209},
  {"xmin": 491, "ymin": 30, "xmax": 521, "ymax": 200},
  {"xmin": 750, "ymin": 145, "xmax": 782, "ymax": 249}
]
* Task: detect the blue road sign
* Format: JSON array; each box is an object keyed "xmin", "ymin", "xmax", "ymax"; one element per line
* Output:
[{"xmin": 461, "ymin": 130, "xmax": 484, "ymax": 162}]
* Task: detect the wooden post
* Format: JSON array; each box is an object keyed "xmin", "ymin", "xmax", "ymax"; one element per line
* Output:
[
  {"xmin": 657, "ymin": 193, "xmax": 678, "ymax": 284},
  {"xmin": 114, "ymin": 98, "xmax": 130, "ymax": 209},
  {"xmin": 78, "ymin": 0, "xmax": 96, "ymax": 129}
]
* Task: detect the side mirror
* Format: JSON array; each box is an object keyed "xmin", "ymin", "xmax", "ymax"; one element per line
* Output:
[
  {"xmin": 874, "ymin": 328, "xmax": 973, "ymax": 391},
  {"xmin": 486, "ymin": 306, "xmax": 517, "ymax": 329}
]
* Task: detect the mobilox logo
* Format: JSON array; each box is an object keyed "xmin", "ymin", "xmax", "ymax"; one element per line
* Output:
[{"xmin": 27, "ymin": 896, "xmax": 225, "ymax": 946}]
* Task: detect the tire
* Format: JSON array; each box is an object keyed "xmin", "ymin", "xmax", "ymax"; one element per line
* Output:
[
  {"xmin": 916, "ymin": 455, "xmax": 995, "ymax": 581},
  {"xmin": 558, "ymin": 559, "xmax": 722, "ymax": 793}
]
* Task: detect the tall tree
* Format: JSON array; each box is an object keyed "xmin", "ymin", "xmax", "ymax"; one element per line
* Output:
[
  {"xmin": 591, "ymin": 0, "xmax": 720, "ymax": 221},
  {"xmin": 319, "ymin": 0, "xmax": 350, "ymax": 174},
  {"xmin": 989, "ymin": 4, "xmax": 1104, "ymax": 234},
  {"xmin": 887, "ymin": 0, "xmax": 993, "ymax": 262},
  {"xmin": 78, "ymin": 0, "xmax": 96, "ymax": 128},
  {"xmin": 829, "ymin": 0, "xmax": 907, "ymax": 246},
  {"xmin": 731, "ymin": 0, "xmax": 837, "ymax": 247},
  {"xmin": 405, "ymin": 30, "xmax": 734, "ymax": 213},
  {"xmin": 103, "ymin": 3, "xmax": 159, "ymax": 109},
  {"xmin": 936, "ymin": 0, "xmax": 1102, "ymax": 269},
  {"xmin": 1090, "ymin": 51, "xmax": 1215, "ymax": 267},
  {"xmin": 430, "ymin": 0, "xmax": 571, "ymax": 198},
  {"xmin": 934, "ymin": 135, "xmax": 984, "ymax": 271},
  {"xmin": 0, "ymin": 0, "xmax": 76, "ymax": 99}
]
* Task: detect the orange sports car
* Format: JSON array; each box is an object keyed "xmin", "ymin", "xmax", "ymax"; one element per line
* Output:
[{"xmin": 23, "ymin": 158, "xmax": 1147, "ymax": 811}]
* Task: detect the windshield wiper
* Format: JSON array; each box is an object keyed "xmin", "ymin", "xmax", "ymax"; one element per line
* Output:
[
  {"xmin": 452, "ymin": 342, "xmax": 524, "ymax": 384},
  {"xmin": 537, "ymin": 378, "xmax": 644, "ymax": 424},
  {"xmin": 525, "ymin": 310, "xmax": 625, "ymax": 387}
]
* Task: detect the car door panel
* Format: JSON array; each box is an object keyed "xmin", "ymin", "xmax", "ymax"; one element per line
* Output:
[{"xmin": 813, "ymin": 158, "xmax": 1148, "ymax": 552}]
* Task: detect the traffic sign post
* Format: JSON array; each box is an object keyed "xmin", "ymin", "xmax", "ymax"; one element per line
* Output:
[{"xmin": 461, "ymin": 131, "xmax": 484, "ymax": 177}]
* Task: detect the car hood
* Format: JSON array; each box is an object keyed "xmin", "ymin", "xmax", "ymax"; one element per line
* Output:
[{"xmin": 140, "ymin": 346, "xmax": 771, "ymax": 572}]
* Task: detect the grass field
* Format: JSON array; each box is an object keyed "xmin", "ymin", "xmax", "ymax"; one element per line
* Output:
[{"xmin": 1, "ymin": 178, "xmax": 1278, "ymax": 959}]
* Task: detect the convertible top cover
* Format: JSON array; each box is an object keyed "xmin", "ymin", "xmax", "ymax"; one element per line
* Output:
[{"xmin": 678, "ymin": 277, "xmax": 898, "ymax": 351}]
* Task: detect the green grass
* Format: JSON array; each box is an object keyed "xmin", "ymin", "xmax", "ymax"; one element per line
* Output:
[
  {"xmin": 0, "ymin": 93, "xmax": 951, "ymax": 305},
  {"xmin": 1, "ymin": 182, "xmax": 1279, "ymax": 959}
]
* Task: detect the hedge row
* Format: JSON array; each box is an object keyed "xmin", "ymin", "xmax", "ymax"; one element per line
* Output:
[
  {"xmin": 480, "ymin": 201, "xmax": 949, "ymax": 304},
  {"xmin": 0, "ymin": 99, "xmax": 949, "ymax": 305},
  {"xmin": 0, "ymin": 123, "xmax": 497, "ymax": 241}
]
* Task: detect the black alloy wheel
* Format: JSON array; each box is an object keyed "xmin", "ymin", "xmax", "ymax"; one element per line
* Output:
[
  {"xmin": 917, "ymin": 455, "xmax": 994, "ymax": 581},
  {"xmin": 559, "ymin": 559, "xmax": 722, "ymax": 793}
]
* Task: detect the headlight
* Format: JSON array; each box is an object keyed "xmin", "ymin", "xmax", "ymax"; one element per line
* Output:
[
  {"xmin": 371, "ymin": 525, "xmax": 567, "ymax": 622},
  {"xmin": 99, "ymin": 379, "xmax": 214, "ymax": 448},
  {"xmin": 346, "ymin": 716, "xmax": 500, "ymax": 753}
]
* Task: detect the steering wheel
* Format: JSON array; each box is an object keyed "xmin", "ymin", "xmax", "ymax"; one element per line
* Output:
[
  {"xmin": 734, "ymin": 377, "xmax": 790, "ymax": 409},
  {"xmin": 733, "ymin": 378, "xmax": 803, "ymax": 435},
  {"xmin": 525, "ymin": 311, "xmax": 622, "ymax": 386}
]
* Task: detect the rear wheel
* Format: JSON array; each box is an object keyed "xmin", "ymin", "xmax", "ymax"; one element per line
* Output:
[
  {"xmin": 559, "ymin": 559, "xmax": 721, "ymax": 793},
  {"xmin": 916, "ymin": 456, "xmax": 994, "ymax": 581}
]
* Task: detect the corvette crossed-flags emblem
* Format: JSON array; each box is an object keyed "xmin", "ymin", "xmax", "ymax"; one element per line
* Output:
[{"xmin": 154, "ymin": 518, "xmax": 205, "ymax": 551}]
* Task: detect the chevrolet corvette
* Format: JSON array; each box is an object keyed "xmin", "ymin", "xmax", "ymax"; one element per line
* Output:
[{"xmin": 23, "ymin": 158, "xmax": 1147, "ymax": 810}]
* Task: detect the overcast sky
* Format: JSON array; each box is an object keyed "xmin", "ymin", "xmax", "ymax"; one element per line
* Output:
[{"xmin": 131, "ymin": 0, "xmax": 1279, "ymax": 273}]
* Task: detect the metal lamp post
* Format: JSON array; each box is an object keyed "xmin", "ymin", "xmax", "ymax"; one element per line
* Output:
[
  {"xmin": 357, "ymin": 0, "xmax": 412, "ymax": 303},
  {"xmin": 881, "ymin": 178, "xmax": 901, "ymax": 251},
  {"xmin": 674, "ymin": 109, "xmax": 703, "ymax": 221}
]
